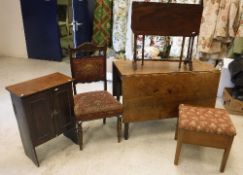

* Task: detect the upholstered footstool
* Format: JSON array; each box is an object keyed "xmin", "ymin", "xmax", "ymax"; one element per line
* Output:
[{"xmin": 174, "ymin": 104, "xmax": 236, "ymax": 172}]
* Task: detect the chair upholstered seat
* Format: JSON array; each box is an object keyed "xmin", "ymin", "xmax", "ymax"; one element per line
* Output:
[
  {"xmin": 74, "ymin": 91, "xmax": 123, "ymax": 121},
  {"xmin": 179, "ymin": 104, "xmax": 236, "ymax": 136}
]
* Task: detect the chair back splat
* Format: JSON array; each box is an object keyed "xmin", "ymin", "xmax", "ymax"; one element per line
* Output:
[{"xmin": 69, "ymin": 42, "xmax": 107, "ymax": 94}]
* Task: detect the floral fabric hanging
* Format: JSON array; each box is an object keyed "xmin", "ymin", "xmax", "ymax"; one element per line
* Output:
[
  {"xmin": 112, "ymin": 0, "xmax": 128, "ymax": 52},
  {"xmin": 228, "ymin": 2, "xmax": 243, "ymax": 57},
  {"xmin": 236, "ymin": 9, "xmax": 243, "ymax": 37},
  {"xmin": 198, "ymin": 0, "xmax": 242, "ymax": 57}
]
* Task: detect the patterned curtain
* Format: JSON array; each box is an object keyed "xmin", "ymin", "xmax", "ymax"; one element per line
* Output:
[
  {"xmin": 228, "ymin": 4, "xmax": 243, "ymax": 56},
  {"xmin": 198, "ymin": 0, "xmax": 243, "ymax": 60},
  {"xmin": 236, "ymin": 3, "xmax": 243, "ymax": 37},
  {"xmin": 92, "ymin": 0, "xmax": 112, "ymax": 46},
  {"xmin": 112, "ymin": 0, "xmax": 128, "ymax": 52}
]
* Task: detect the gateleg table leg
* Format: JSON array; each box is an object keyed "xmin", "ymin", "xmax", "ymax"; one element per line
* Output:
[{"xmin": 124, "ymin": 123, "xmax": 129, "ymax": 140}]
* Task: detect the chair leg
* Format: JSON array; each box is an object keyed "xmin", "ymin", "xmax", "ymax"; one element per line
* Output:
[
  {"xmin": 174, "ymin": 140, "xmax": 182, "ymax": 165},
  {"xmin": 103, "ymin": 118, "xmax": 106, "ymax": 125},
  {"xmin": 77, "ymin": 121, "xmax": 83, "ymax": 150},
  {"xmin": 174, "ymin": 119, "xmax": 179, "ymax": 140},
  {"xmin": 220, "ymin": 138, "xmax": 233, "ymax": 172},
  {"xmin": 73, "ymin": 83, "xmax": 77, "ymax": 95},
  {"xmin": 117, "ymin": 116, "xmax": 122, "ymax": 143}
]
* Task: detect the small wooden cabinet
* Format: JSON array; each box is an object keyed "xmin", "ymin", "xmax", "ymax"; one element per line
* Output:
[{"xmin": 6, "ymin": 72, "xmax": 77, "ymax": 166}]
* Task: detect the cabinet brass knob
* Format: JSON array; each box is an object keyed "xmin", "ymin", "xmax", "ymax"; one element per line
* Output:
[{"xmin": 54, "ymin": 88, "xmax": 59, "ymax": 91}]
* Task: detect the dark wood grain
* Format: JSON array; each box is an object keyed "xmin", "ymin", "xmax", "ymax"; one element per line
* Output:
[
  {"xmin": 6, "ymin": 72, "xmax": 73, "ymax": 97},
  {"xmin": 131, "ymin": 2, "xmax": 203, "ymax": 36},
  {"xmin": 6, "ymin": 73, "xmax": 77, "ymax": 166},
  {"xmin": 24, "ymin": 91, "xmax": 56, "ymax": 146},
  {"xmin": 10, "ymin": 94, "xmax": 39, "ymax": 166},
  {"xmin": 131, "ymin": 2, "xmax": 203, "ymax": 69}
]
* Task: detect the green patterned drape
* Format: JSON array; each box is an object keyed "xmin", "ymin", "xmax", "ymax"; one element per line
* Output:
[{"xmin": 92, "ymin": 0, "xmax": 112, "ymax": 46}]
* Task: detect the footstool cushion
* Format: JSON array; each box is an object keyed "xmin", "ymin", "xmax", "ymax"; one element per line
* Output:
[{"xmin": 179, "ymin": 104, "xmax": 236, "ymax": 136}]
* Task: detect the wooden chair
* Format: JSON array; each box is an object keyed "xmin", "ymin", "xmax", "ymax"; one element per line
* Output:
[
  {"xmin": 174, "ymin": 104, "xmax": 236, "ymax": 172},
  {"xmin": 69, "ymin": 42, "xmax": 123, "ymax": 150}
]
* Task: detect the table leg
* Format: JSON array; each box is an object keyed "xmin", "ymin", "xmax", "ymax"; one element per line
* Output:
[
  {"xmin": 142, "ymin": 35, "xmax": 145, "ymax": 66},
  {"xmin": 124, "ymin": 123, "xmax": 129, "ymax": 140},
  {"xmin": 179, "ymin": 37, "xmax": 185, "ymax": 69},
  {"xmin": 133, "ymin": 34, "xmax": 138, "ymax": 70},
  {"xmin": 112, "ymin": 62, "xmax": 121, "ymax": 101}
]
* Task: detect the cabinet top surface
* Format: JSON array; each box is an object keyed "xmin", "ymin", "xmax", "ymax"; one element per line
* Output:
[
  {"xmin": 114, "ymin": 60, "xmax": 219, "ymax": 76},
  {"xmin": 6, "ymin": 72, "xmax": 73, "ymax": 97}
]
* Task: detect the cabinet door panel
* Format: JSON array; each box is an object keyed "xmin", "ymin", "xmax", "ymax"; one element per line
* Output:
[
  {"xmin": 25, "ymin": 92, "xmax": 55, "ymax": 146},
  {"xmin": 53, "ymin": 84, "xmax": 74, "ymax": 135}
]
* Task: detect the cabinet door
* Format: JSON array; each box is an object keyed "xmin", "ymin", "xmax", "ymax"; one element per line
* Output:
[
  {"xmin": 24, "ymin": 91, "xmax": 55, "ymax": 146},
  {"xmin": 53, "ymin": 84, "xmax": 75, "ymax": 135}
]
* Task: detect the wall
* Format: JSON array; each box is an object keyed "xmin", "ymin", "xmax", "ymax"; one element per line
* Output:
[{"xmin": 0, "ymin": 0, "xmax": 27, "ymax": 58}]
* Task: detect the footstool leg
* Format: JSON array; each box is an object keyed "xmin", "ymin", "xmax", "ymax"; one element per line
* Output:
[
  {"xmin": 103, "ymin": 118, "xmax": 106, "ymax": 124},
  {"xmin": 124, "ymin": 123, "xmax": 129, "ymax": 140},
  {"xmin": 175, "ymin": 118, "xmax": 179, "ymax": 140},
  {"xmin": 77, "ymin": 122, "xmax": 83, "ymax": 150},
  {"xmin": 220, "ymin": 138, "xmax": 233, "ymax": 172},
  {"xmin": 174, "ymin": 140, "xmax": 182, "ymax": 165},
  {"xmin": 117, "ymin": 116, "xmax": 122, "ymax": 143}
]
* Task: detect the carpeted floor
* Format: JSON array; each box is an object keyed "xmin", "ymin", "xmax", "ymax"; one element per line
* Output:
[{"xmin": 0, "ymin": 56, "xmax": 242, "ymax": 175}]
